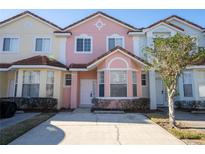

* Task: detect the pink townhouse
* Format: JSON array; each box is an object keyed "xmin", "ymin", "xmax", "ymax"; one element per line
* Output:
[{"xmin": 61, "ymin": 12, "xmax": 148, "ymax": 109}]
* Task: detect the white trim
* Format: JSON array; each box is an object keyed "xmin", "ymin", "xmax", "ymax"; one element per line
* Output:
[
  {"xmin": 107, "ymin": 57, "xmax": 129, "ymax": 68},
  {"xmin": 64, "ymin": 73, "xmax": 72, "ymax": 87},
  {"xmin": 0, "ymin": 13, "xmax": 61, "ymax": 31},
  {"xmin": 33, "ymin": 36, "xmax": 52, "ymax": 53},
  {"xmin": 54, "ymin": 33, "xmax": 71, "ymax": 37},
  {"xmin": 97, "ymin": 68, "xmax": 138, "ymax": 71},
  {"xmin": 128, "ymin": 31, "xmax": 145, "ymax": 35},
  {"xmin": 0, "ymin": 65, "xmax": 67, "ymax": 71},
  {"xmin": 186, "ymin": 65, "xmax": 205, "ymax": 69},
  {"xmin": 144, "ymin": 22, "xmax": 184, "ymax": 33},
  {"xmin": 109, "ymin": 70, "xmax": 128, "ymax": 97},
  {"xmin": 106, "ymin": 34, "xmax": 125, "ymax": 51},
  {"xmin": 87, "ymin": 49, "xmax": 147, "ymax": 69},
  {"xmin": 166, "ymin": 17, "xmax": 204, "ymax": 32},
  {"xmin": 64, "ymin": 13, "xmax": 136, "ymax": 31},
  {"xmin": 69, "ymin": 68, "xmax": 87, "ymax": 71},
  {"xmin": 74, "ymin": 34, "xmax": 93, "ymax": 54},
  {"xmin": 96, "ymin": 97, "xmax": 139, "ymax": 99}
]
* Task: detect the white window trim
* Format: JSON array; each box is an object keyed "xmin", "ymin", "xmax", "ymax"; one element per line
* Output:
[
  {"xmin": 109, "ymin": 70, "xmax": 128, "ymax": 97},
  {"xmin": 74, "ymin": 34, "xmax": 93, "ymax": 54},
  {"xmin": 0, "ymin": 36, "xmax": 20, "ymax": 53},
  {"xmin": 106, "ymin": 34, "xmax": 125, "ymax": 51},
  {"xmin": 141, "ymin": 73, "xmax": 148, "ymax": 87},
  {"xmin": 98, "ymin": 71, "xmax": 105, "ymax": 97},
  {"xmin": 33, "ymin": 36, "xmax": 52, "ymax": 53},
  {"xmin": 64, "ymin": 73, "xmax": 71, "ymax": 87},
  {"xmin": 46, "ymin": 71, "xmax": 54, "ymax": 97},
  {"xmin": 182, "ymin": 71, "xmax": 194, "ymax": 98}
]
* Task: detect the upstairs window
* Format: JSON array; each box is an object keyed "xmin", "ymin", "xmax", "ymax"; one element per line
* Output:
[
  {"xmin": 2, "ymin": 38, "xmax": 19, "ymax": 52},
  {"xmin": 35, "ymin": 38, "xmax": 50, "ymax": 52},
  {"xmin": 108, "ymin": 37, "xmax": 124, "ymax": 50},
  {"xmin": 75, "ymin": 35, "xmax": 92, "ymax": 53}
]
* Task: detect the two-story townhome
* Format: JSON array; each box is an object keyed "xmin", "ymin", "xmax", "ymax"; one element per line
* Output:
[
  {"xmin": 0, "ymin": 11, "xmax": 70, "ymax": 109},
  {"xmin": 62, "ymin": 12, "xmax": 148, "ymax": 109},
  {"xmin": 0, "ymin": 11, "xmax": 205, "ymax": 110},
  {"xmin": 129, "ymin": 15, "xmax": 205, "ymax": 109}
]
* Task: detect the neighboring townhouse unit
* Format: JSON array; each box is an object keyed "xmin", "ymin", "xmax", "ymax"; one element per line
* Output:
[
  {"xmin": 129, "ymin": 15, "xmax": 205, "ymax": 108},
  {"xmin": 0, "ymin": 11, "xmax": 205, "ymax": 110},
  {"xmin": 0, "ymin": 11, "xmax": 70, "ymax": 109}
]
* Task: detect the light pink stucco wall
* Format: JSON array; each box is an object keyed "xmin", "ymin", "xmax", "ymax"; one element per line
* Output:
[
  {"xmin": 66, "ymin": 15, "xmax": 133, "ymax": 66},
  {"xmin": 96, "ymin": 51, "xmax": 142, "ymax": 97},
  {"xmin": 62, "ymin": 87, "xmax": 71, "ymax": 108}
]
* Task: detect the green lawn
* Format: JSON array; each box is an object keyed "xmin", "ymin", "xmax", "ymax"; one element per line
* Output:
[
  {"xmin": 0, "ymin": 112, "xmax": 56, "ymax": 145},
  {"xmin": 145, "ymin": 112, "xmax": 205, "ymax": 144}
]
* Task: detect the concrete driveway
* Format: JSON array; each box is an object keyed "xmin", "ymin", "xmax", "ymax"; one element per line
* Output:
[{"xmin": 10, "ymin": 110, "xmax": 184, "ymax": 145}]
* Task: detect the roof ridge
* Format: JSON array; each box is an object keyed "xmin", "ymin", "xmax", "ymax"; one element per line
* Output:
[
  {"xmin": 63, "ymin": 11, "xmax": 139, "ymax": 31},
  {"xmin": 0, "ymin": 10, "xmax": 62, "ymax": 30}
]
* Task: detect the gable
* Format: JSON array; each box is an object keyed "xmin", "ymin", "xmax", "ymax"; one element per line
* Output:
[
  {"xmin": 0, "ymin": 12, "xmax": 61, "ymax": 33},
  {"xmin": 64, "ymin": 12, "xmax": 137, "ymax": 31}
]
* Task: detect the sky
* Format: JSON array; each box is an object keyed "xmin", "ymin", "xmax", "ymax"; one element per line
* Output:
[{"xmin": 0, "ymin": 9, "xmax": 204, "ymax": 29}]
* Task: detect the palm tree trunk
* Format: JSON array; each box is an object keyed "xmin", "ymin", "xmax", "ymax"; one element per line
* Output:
[{"xmin": 168, "ymin": 94, "xmax": 176, "ymax": 128}]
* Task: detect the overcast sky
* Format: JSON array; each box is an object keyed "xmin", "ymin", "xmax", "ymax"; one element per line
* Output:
[{"xmin": 0, "ymin": 9, "xmax": 204, "ymax": 29}]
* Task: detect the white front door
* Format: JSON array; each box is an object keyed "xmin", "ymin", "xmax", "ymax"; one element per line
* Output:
[
  {"xmin": 80, "ymin": 79, "xmax": 96, "ymax": 106},
  {"xmin": 156, "ymin": 78, "xmax": 166, "ymax": 105}
]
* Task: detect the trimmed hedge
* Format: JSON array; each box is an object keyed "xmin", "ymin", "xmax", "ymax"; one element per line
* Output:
[
  {"xmin": 175, "ymin": 100, "xmax": 205, "ymax": 111},
  {"xmin": 91, "ymin": 97, "xmax": 150, "ymax": 112},
  {"xmin": 0, "ymin": 97, "xmax": 57, "ymax": 111},
  {"xmin": 0, "ymin": 101, "xmax": 17, "ymax": 118}
]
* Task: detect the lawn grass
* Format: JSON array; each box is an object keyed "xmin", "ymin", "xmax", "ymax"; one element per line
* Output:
[
  {"xmin": 145, "ymin": 112, "xmax": 205, "ymax": 144},
  {"xmin": 0, "ymin": 112, "xmax": 56, "ymax": 145}
]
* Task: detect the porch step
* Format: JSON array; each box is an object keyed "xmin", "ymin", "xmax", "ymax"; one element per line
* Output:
[
  {"xmin": 94, "ymin": 110, "xmax": 125, "ymax": 114},
  {"xmin": 73, "ymin": 108, "xmax": 91, "ymax": 113}
]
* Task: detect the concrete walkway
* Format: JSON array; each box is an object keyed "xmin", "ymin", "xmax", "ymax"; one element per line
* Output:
[
  {"xmin": 0, "ymin": 112, "xmax": 40, "ymax": 130},
  {"xmin": 10, "ymin": 110, "xmax": 184, "ymax": 145}
]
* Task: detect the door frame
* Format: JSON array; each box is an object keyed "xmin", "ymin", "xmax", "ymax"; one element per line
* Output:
[{"xmin": 80, "ymin": 79, "xmax": 96, "ymax": 106}]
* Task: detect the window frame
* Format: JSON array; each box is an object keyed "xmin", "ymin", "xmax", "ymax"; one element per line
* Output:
[
  {"xmin": 22, "ymin": 71, "xmax": 40, "ymax": 97},
  {"xmin": 183, "ymin": 71, "xmax": 193, "ymax": 98},
  {"xmin": 106, "ymin": 35, "xmax": 125, "ymax": 51},
  {"xmin": 98, "ymin": 71, "xmax": 105, "ymax": 97},
  {"xmin": 0, "ymin": 37, "xmax": 20, "ymax": 53},
  {"xmin": 46, "ymin": 71, "xmax": 54, "ymax": 97},
  {"xmin": 132, "ymin": 71, "xmax": 138, "ymax": 97},
  {"xmin": 33, "ymin": 37, "xmax": 51, "ymax": 53},
  {"xmin": 64, "ymin": 73, "xmax": 72, "ymax": 87},
  {"xmin": 74, "ymin": 35, "xmax": 93, "ymax": 54},
  {"xmin": 141, "ymin": 73, "xmax": 147, "ymax": 87},
  {"xmin": 109, "ymin": 70, "xmax": 128, "ymax": 97}
]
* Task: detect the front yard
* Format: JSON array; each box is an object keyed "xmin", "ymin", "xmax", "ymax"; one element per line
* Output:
[
  {"xmin": 0, "ymin": 112, "xmax": 56, "ymax": 145},
  {"xmin": 145, "ymin": 112, "xmax": 205, "ymax": 145}
]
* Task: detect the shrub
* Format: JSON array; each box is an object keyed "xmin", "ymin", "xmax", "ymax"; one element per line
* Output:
[
  {"xmin": 92, "ymin": 98, "xmax": 150, "ymax": 112},
  {"xmin": 0, "ymin": 101, "xmax": 17, "ymax": 118},
  {"xmin": 0, "ymin": 97, "xmax": 57, "ymax": 111}
]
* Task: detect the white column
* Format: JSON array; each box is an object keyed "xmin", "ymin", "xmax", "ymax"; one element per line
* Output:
[
  {"xmin": 16, "ymin": 70, "xmax": 23, "ymax": 97},
  {"xmin": 39, "ymin": 70, "xmax": 47, "ymax": 97},
  {"xmin": 149, "ymin": 70, "xmax": 157, "ymax": 110}
]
